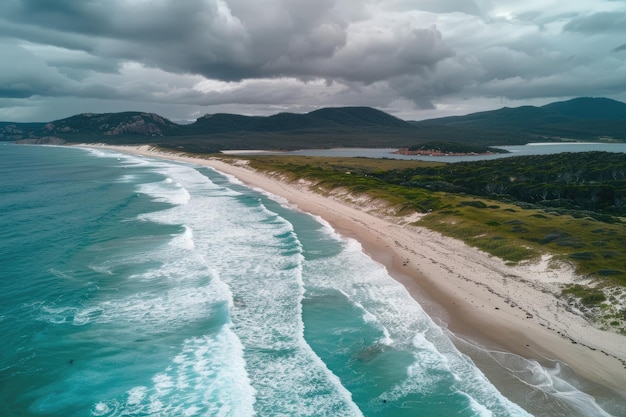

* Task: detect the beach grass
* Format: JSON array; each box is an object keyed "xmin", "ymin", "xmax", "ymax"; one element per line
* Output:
[{"xmin": 418, "ymin": 196, "xmax": 626, "ymax": 284}]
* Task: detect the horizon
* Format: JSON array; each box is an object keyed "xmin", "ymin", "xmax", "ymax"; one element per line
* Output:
[{"xmin": 2, "ymin": 95, "xmax": 624, "ymax": 125}]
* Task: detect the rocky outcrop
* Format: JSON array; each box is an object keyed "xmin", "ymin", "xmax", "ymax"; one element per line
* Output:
[
  {"xmin": 104, "ymin": 115, "xmax": 164, "ymax": 136},
  {"xmin": 0, "ymin": 112, "xmax": 175, "ymax": 141},
  {"xmin": 15, "ymin": 136, "xmax": 66, "ymax": 145}
]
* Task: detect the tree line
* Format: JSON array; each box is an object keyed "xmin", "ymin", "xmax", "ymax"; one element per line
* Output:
[{"xmin": 372, "ymin": 151, "xmax": 626, "ymax": 218}]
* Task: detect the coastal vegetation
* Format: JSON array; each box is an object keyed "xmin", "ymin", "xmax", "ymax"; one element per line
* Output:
[
  {"xmin": 373, "ymin": 151, "xmax": 626, "ymax": 219},
  {"xmin": 214, "ymin": 151, "xmax": 626, "ymax": 331},
  {"xmin": 401, "ymin": 141, "xmax": 509, "ymax": 155}
]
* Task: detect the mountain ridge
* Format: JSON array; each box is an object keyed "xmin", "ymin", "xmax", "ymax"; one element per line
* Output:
[
  {"xmin": 2, "ymin": 97, "xmax": 625, "ymax": 151},
  {"xmin": 413, "ymin": 97, "xmax": 626, "ymax": 142}
]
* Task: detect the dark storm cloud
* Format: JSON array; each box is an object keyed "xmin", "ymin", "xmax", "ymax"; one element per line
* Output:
[
  {"xmin": 1, "ymin": 0, "xmax": 626, "ymax": 122},
  {"xmin": 0, "ymin": 41, "xmax": 123, "ymax": 100},
  {"xmin": 2, "ymin": 0, "xmax": 252, "ymax": 79},
  {"xmin": 0, "ymin": 0, "xmax": 453, "ymax": 83}
]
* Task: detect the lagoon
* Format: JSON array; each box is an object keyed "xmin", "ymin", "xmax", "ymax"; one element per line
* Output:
[{"xmin": 225, "ymin": 142, "xmax": 626, "ymax": 163}]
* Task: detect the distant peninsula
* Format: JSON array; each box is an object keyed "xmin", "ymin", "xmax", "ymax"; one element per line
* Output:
[{"xmin": 395, "ymin": 141, "xmax": 509, "ymax": 156}]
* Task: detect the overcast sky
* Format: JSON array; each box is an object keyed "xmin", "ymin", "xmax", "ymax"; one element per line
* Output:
[{"xmin": 2, "ymin": 0, "xmax": 626, "ymax": 122}]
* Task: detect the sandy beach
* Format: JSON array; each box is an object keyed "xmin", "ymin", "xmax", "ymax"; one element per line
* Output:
[{"xmin": 83, "ymin": 145, "xmax": 626, "ymax": 409}]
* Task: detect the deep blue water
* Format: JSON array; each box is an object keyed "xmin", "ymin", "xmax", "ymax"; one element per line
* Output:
[{"xmin": 0, "ymin": 144, "xmax": 619, "ymax": 416}]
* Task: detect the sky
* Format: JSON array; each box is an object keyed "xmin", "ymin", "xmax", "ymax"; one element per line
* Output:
[{"xmin": 1, "ymin": 0, "xmax": 626, "ymax": 123}]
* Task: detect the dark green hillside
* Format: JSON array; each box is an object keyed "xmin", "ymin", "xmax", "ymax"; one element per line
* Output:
[
  {"xmin": 188, "ymin": 113, "xmax": 268, "ymax": 133},
  {"xmin": 308, "ymin": 106, "xmax": 409, "ymax": 128},
  {"xmin": 1, "ymin": 112, "xmax": 182, "ymax": 143},
  {"xmin": 0, "ymin": 121, "xmax": 46, "ymax": 141},
  {"xmin": 414, "ymin": 97, "xmax": 626, "ymax": 142},
  {"xmin": 188, "ymin": 107, "xmax": 408, "ymax": 133},
  {"xmin": 405, "ymin": 141, "xmax": 509, "ymax": 154},
  {"xmin": 374, "ymin": 151, "xmax": 626, "ymax": 218},
  {"xmin": 419, "ymin": 106, "xmax": 547, "ymax": 128},
  {"xmin": 541, "ymin": 97, "xmax": 626, "ymax": 120},
  {"xmin": 2, "ymin": 97, "xmax": 625, "ymax": 149},
  {"xmin": 58, "ymin": 112, "xmax": 182, "ymax": 137},
  {"xmin": 1, "ymin": 107, "xmax": 422, "ymax": 149}
]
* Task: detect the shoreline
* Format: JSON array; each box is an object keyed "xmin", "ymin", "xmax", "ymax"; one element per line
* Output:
[
  {"xmin": 79, "ymin": 145, "xmax": 626, "ymax": 406},
  {"xmin": 393, "ymin": 147, "xmax": 501, "ymax": 157}
]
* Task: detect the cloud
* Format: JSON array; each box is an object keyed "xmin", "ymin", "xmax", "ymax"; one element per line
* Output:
[
  {"xmin": 1, "ymin": 0, "xmax": 626, "ymax": 122},
  {"xmin": 4, "ymin": 0, "xmax": 453, "ymax": 85},
  {"xmin": 0, "ymin": 42, "xmax": 76, "ymax": 98},
  {"xmin": 563, "ymin": 11, "xmax": 626, "ymax": 33}
]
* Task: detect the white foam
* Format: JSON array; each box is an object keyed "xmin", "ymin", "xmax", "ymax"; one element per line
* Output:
[
  {"xmin": 115, "ymin": 174, "xmax": 137, "ymax": 183},
  {"xmin": 462, "ymin": 392, "xmax": 495, "ymax": 417},
  {"xmin": 38, "ymin": 304, "xmax": 78, "ymax": 324},
  {"xmin": 94, "ymin": 329, "xmax": 256, "ymax": 417},
  {"xmin": 127, "ymin": 386, "xmax": 147, "ymax": 405},
  {"xmin": 63, "ymin": 157, "xmax": 359, "ymax": 414},
  {"xmin": 48, "ymin": 268, "xmax": 73, "ymax": 280},
  {"xmin": 82, "ymin": 285, "xmax": 221, "ymax": 327},
  {"xmin": 208, "ymin": 168, "xmax": 245, "ymax": 186},
  {"xmin": 169, "ymin": 225, "xmax": 195, "ymax": 250},
  {"xmin": 91, "ymin": 401, "xmax": 111, "ymax": 416},
  {"xmin": 498, "ymin": 356, "xmax": 615, "ymax": 417},
  {"xmin": 136, "ymin": 179, "xmax": 191, "ymax": 205},
  {"xmin": 88, "ymin": 264, "xmax": 113, "ymax": 275},
  {"xmin": 171, "ymin": 176, "xmax": 364, "ymax": 415},
  {"xmin": 73, "ymin": 306, "xmax": 104, "ymax": 326},
  {"xmin": 303, "ymin": 224, "xmax": 534, "ymax": 415},
  {"xmin": 50, "ymin": 157, "xmax": 358, "ymax": 415},
  {"xmin": 83, "ymin": 147, "xmax": 154, "ymax": 168},
  {"xmin": 412, "ymin": 332, "xmax": 452, "ymax": 371},
  {"xmin": 51, "ymin": 235, "xmax": 229, "ymax": 326}
]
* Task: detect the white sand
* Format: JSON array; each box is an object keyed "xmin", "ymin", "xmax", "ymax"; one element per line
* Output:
[{"xmin": 81, "ymin": 144, "xmax": 626, "ymax": 396}]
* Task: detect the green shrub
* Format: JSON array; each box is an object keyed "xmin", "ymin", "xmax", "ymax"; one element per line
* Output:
[
  {"xmin": 459, "ymin": 200, "xmax": 487, "ymax": 208},
  {"xmin": 581, "ymin": 293, "xmax": 606, "ymax": 306},
  {"xmin": 568, "ymin": 252, "xmax": 596, "ymax": 260}
]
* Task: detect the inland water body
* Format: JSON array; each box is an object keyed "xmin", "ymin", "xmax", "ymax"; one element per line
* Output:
[
  {"xmin": 228, "ymin": 142, "xmax": 626, "ymax": 163},
  {"xmin": 0, "ymin": 144, "xmax": 621, "ymax": 416}
]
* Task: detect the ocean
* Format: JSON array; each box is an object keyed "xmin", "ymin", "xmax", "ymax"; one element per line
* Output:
[{"xmin": 0, "ymin": 144, "xmax": 620, "ymax": 416}]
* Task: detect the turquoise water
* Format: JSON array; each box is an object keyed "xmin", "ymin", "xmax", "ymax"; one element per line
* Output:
[{"xmin": 0, "ymin": 144, "xmax": 619, "ymax": 416}]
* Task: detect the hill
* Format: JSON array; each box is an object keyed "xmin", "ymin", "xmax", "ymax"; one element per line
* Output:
[
  {"xmin": 1, "ymin": 97, "xmax": 625, "ymax": 151},
  {"xmin": 186, "ymin": 106, "xmax": 408, "ymax": 134},
  {"xmin": 1, "ymin": 107, "xmax": 418, "ymax": 151},
  {"xmin": 413, "ymin": 97, "xmax": 626, "ymax": 143}
]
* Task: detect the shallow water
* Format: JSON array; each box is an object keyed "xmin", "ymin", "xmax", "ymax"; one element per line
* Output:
[
  {"xmin": 231, "ymin": 142, "xmax": 626, "ymax": 162},
  {"xmin": 0, "ymin": 144, "xmax": 621, "ymax": 416}
]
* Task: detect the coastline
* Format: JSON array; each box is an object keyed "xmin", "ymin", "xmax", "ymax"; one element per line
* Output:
[{"xmin": 79, "ymin": 145, "xmax": 626, "ymax": 408}]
